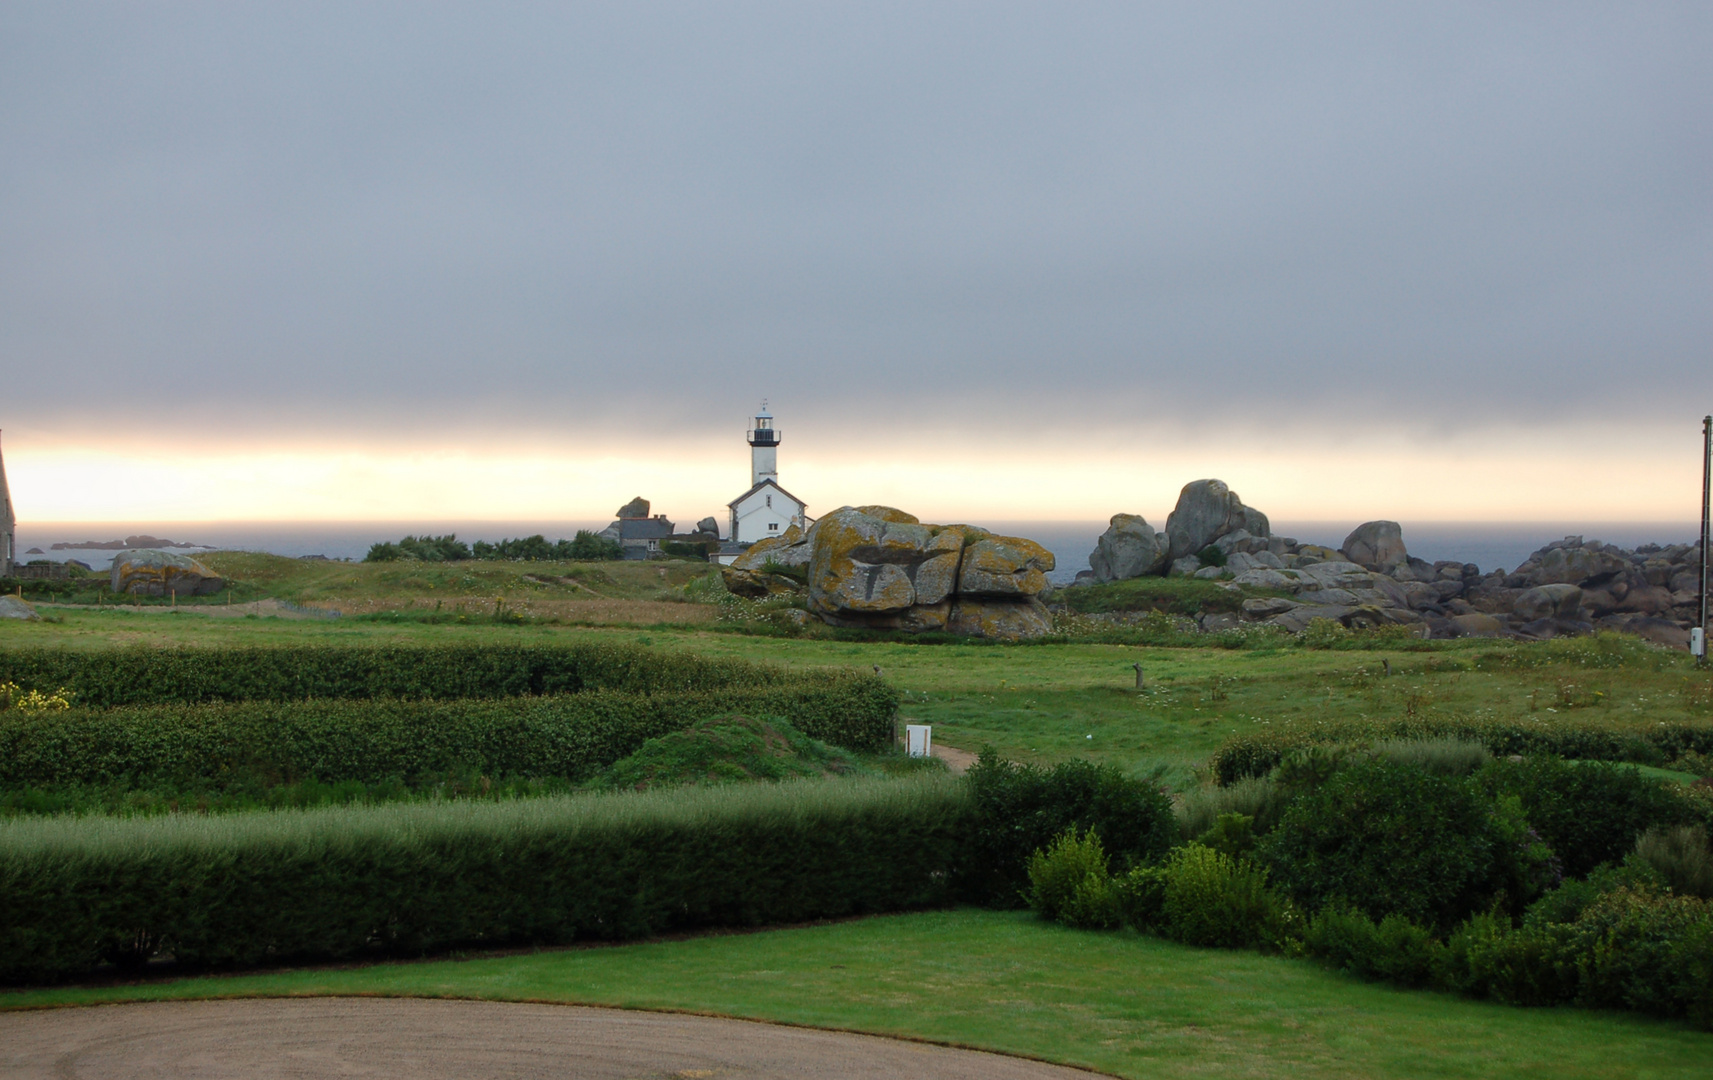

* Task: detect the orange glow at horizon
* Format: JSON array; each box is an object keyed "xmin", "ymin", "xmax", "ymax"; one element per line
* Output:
[{"xmin": 2, "ymin": 421, "xmax": 1702, "ymax": 527}]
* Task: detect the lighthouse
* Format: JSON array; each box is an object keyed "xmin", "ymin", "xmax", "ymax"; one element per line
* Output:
[
  {"xmin": 749, "ymin": 404, "xmax": 779, "ymax": 486},
  {"xmin": 722, "ymin": 402, "xmax": 809, "ymax": 558}
]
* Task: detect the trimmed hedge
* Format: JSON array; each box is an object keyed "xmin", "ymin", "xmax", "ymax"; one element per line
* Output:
[
  {"xmin": 0, "ymin": 774, "xmax": 967, "ymax": 983},
  {"xmin": 0, "ymin": 675, "xmax": 899, "ymax": 791},
  {"xmin": 0, "ymin": 643, "xmax": 789, "ymax": 707},
  {"xmin": 1212, "ymin": 717, "xmax": 1713, "ymax": 785}
]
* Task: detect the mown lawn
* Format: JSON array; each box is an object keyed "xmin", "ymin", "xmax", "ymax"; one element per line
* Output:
[{"xmin": 3, "ymin": 908, "xmax": 1707, "ymax": 1079}]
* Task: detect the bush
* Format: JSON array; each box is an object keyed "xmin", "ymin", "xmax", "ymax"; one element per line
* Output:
[
  {"xmin": 1195, "ymin": 812, "xmax": 1257, "ymax": 860},
  {"xmin": 1210, "ymin": 717, "xmax": 1713, "ymax": 785},
  {"xmin": 363, "ymin": 534, "xmax": 472, "ymax": 562},
  {"xmin": 1260, "ymin": 759, "xmax": 1507, "ymax": 931},
  {"xmin": 1476, "ymin": 756, "xmax": 1687, "ymax": 879},
  {"xmin": 1304, "ymin": 905, "xmax": 1443, "ymax": 987},
  {"xmin": 1370, "ymin": 738, "xmax": 1491, "ymax": 777},
  {"xmin": 1026, "ymin": 827, "xmax": 1119, "ymax": 929},
  {"xmin": 0, "ymin": 774, "xmax": 967, "ymax": 983},
  {"xmin": 0, "ymin": 676, "xmax": 899, "ymax": 795},
  {"xmin": 0, "ymin": 643, "xmax": 809, "ymax": 708},
  {"xmin": 1157, "ymin": 844, "xmax": 1285, "ymax": 949},
  {"xmin": 1441, "ymin": 911, "xmax": 1578, "ymax": 1005},
  {"xmin": 593, "ymin": 714, "xmax": 865, "ymax": 791},
  {"xmin": 1567, "ymin": 887, "xmax": 1713, "ymax": 1023},
  {"xmin": 1175, "ymin": 776, "xmax": 1282, "ymax": 840},
  {"xmin": 1635, "ymin": 825, "xmax": 1713, "ymax": 899},
  {"xmin": 1194, "ymin": 544, "xmax": 1227, "ymax": 569},
  {"xmin": 960, "ymin": 752, "xmax": 1177, "ymax": 906}
]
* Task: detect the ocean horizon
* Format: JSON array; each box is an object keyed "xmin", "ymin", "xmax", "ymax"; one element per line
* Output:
[{"xmin": 15, "ymin": 518, "xmax": 1703, "ymax": 585}]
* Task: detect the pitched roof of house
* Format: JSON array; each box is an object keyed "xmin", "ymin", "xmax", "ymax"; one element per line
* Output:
[
  {"xmin": 727, "ymin": 478, "xmax": 807, "ymax": 511},
  {"xmin": 610, "ymin": 517, "xmax": 675, "ymax": 540}
]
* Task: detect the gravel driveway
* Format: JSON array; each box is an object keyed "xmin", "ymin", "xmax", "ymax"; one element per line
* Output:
[{"xmin": 0, "ymin": 997, "xmax": 1102, "ymax": 1079}]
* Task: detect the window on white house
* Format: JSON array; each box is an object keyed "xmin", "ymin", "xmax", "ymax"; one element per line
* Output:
[
  {"xmin": 766, "ymin": 494, "xmax": 772, "ymax": 508},
  {"xmin": 769, "ymin": 522, "xmax": 778, "ymax": 531}
]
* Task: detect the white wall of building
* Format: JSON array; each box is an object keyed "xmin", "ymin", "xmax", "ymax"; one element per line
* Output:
[{"xmin": 731, "ymin": 483, "xmax": 803, "ymax": 544}]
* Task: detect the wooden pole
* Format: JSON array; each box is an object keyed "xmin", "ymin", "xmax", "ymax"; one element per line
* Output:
[
  {"xmin": 1133, "ymin": 662, "xmax": 1144, "ymax": 690},
  {"xmin": 1698, "ymin": 414, "xmax": 1710, "ymax": 667}
]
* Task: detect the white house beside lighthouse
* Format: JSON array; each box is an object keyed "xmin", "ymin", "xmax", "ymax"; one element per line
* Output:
[{"xmin": 721, "ymin": 404, "xmax": 808, "ymax": 562}]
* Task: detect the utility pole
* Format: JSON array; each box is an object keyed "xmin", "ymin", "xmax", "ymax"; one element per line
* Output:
[{"xmin": 1698, "ymin": 415, "xmax": 1710, "ymax": 667}]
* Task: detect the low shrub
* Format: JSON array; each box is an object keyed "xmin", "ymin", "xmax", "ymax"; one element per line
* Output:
[
  {"xmin": 1634, "ymin": 825, "xmax": 1713, "ymax": 899},
  {"xmin": 1175, "ymin": 775, "xmax": 1282, "ymax": 840},
  {"xmin": 1567, "ymin": 887, "xmax": 1713, "ymax": 1024},
  {"xmin": 1304, "ymin": 906, "xmax": 1442, "ymax": 987},
  {"xmin": 1475, "ymin": 756, "xmax": 1688, "ymax": 878},
  {"xmin": 1195, "ymin": 812, "xmax": 1257, "ymax": 859},
  {"xmin": 0, "ymin": 676, "xmax": 898, "ymax": 796},
  {"xmin": 0, "ymin": 643, "xmax": 797, "ymax": 708},
  {"xmin": 0, "ymin": 773, "xmax": 967, "ymax": 983},
  {"xmin": 592, "ymin": 714, "xmax": 865, "ymax": 791},
  {"xmin": 1157, "ymin": 844, "xmax": 1285, "ymax": 949},
  {"xmin": 1370, "ymin": 738, "xmax": 1491, "ymax": 777},
  {"xmin": 1441, "ymin": 911, "xmax": 1579, "ymax": 1005},
  {"xmin": 1025, "ymin": 827, "xmax": 1119, "ymax": 929},
  {"xmin": 1259, "ymin": 759, "xmax": 1509, "ymax": 931},
  {"xmin": 1211, "ymin": 717, "xmax": 1713, "ymax": 785},
  {"xmin": 960, "ymin": 751, "xmax": 1176, "ymax": 906}
]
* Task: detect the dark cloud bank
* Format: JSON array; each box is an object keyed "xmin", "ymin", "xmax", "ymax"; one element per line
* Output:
[{"xmin": 2, "ymin": 3, "xmax": 1707, "ymax": 437}]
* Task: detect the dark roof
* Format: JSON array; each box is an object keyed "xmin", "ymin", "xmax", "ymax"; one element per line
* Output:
[
  {"xmin": 726, "ymin": 479, "xmax": 808, "ymax": 511},
  {"xmin": 610, "ymin": 518, "xmax": 675, "ymax": 540}
]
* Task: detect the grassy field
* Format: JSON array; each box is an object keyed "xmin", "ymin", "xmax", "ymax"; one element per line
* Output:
[
  {"xmin": 5, "ymin": 600, "xmax": 1708, "ymax": 780},
  {"xmin": 3, "ymin": 908, "xmax": 1707, "ymax": 1078}
]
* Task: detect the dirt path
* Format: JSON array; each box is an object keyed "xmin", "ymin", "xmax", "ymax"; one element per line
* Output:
[
  {"xmin": 931, "ymin": 742, "xmax": 979, "ymax": 773},
  {"xmin": 0, "ymin": 998, "xmax": 1098, "ymax": 1079}
]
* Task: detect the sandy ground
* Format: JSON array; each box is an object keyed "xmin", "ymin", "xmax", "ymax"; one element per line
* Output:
[
  {"xmin": 931, "ymin": 742, "xmax": 979, "ymax": 773},
  {"xmin": 0, "ymin": 998, "xmax": 1098, "ymax": 1080}
]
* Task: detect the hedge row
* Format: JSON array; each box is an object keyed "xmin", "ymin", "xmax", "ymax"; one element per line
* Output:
[
  {"xmin": 0, "ymin": 643, "xmax": 791, "ymax": 707},
  {"xmin": 0, "ymin": 775, "xmax": 967, "ymax": 982},
  {"xmin": 0, "ymin": 674, "xmax": 899, "ymax": 791},
  {"xmin": 1212, "ymin": 717, "xmax": 1713, "ymax": 785}
]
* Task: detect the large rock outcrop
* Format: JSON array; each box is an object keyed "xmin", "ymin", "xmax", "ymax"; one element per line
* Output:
[
  {"xmin": 1342, "ymin": 521, "xmax": 1408, "ymax": 571},
  {"xmin": 110, "ymin": 549, "xmax": 225, "ymax": 597},
  {"xmin": 1066, "ymin": 516, "xmax": 1705, "ymax": 648},
  {"xmin": 1164, "ymin": 480, "xmax": 1270, "ymax": 562},
  {"xmin": 725, "ymin": 506, "xmax": 1055, "ymax": 639},
  {"xmin": 1088, "ymin": 514, "xmax": 1169, "ymax": 582}
]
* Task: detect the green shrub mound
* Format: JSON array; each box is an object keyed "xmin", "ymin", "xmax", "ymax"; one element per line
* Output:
[
  {"xmin": 0, "ymin": 676, "xmax": 898, "ymax": 795},
  {"xmin": 1259, "ymin": 759, "xmax": 1545, "ymax": 931},
  {"xmin": 594, "ymin": 714, "xmax": 867, "ymax": 791},
  {"xmin": 1474, "ymin": 756, "xmax": 1689, "ymax": 878},
  {"xmin": 961, "ymin": 751, "xmax": 1176, "ymax": 906},
  {"xmin": 1212, "ymin": 717, "xmax": 1713, "ymax": 785},
  {"xmin": 0, "ymin": 643, "xmax": 800, "ymax": 708},
  {"xmin": 0, "ymin": 774, "xmax": 967, "ymax": 983}
]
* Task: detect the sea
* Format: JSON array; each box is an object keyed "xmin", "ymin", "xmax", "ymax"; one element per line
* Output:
[{"xmin": 16, "ymin": 519, "xmax": 1703, "ymax": 585}]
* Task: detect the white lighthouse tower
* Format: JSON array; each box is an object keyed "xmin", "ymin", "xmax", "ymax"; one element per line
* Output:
[
  {"xmin": 722, "ymin": 402, "xmax": 809, "ymax": 559},
  {"xmin": 749, "ymin": 404, "xmax": 779, "ymax": 486}
]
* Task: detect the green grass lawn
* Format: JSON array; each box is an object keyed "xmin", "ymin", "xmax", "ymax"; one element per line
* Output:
[{"xmin": 3, "ymin": 908, "xmax": 1706, "ymax": 1078}]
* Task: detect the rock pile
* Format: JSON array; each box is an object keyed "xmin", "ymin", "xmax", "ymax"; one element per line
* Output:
[
  {"xmin": 110, "ymin": 549, "xmax": 225, "ymax": 597},
  {"xmin": 1078, "ymin": 480, "xmax": 1705, "ymax": 647},
  {"xmin": 721, "ymin": 506, "xmax": 1055, "ymax": 639}
]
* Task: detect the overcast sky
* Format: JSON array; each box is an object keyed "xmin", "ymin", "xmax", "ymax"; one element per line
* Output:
[{"xmin": 2, "ymin": 3, "xmax": 1708, "ymax": 522}]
